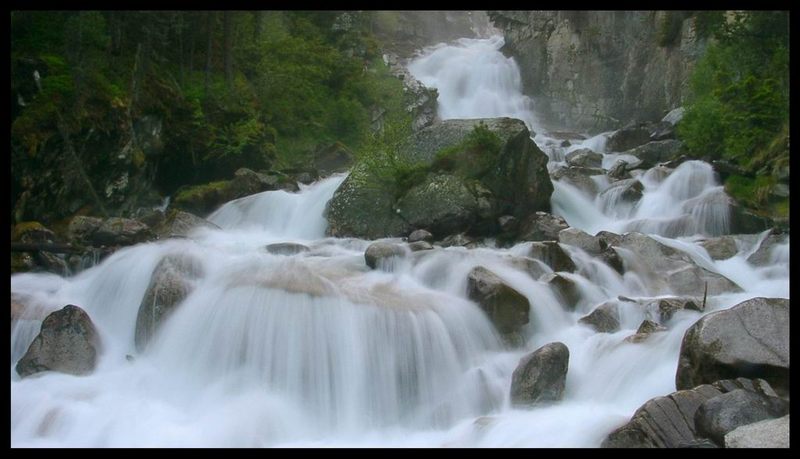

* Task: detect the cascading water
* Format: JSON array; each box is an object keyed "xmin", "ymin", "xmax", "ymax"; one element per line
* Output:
[{"xmin": 11, "ymin": 36, "xmax": 789, "ymax": 447}]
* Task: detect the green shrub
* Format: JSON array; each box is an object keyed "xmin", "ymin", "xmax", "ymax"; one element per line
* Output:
[{"xmin": 433, "ymin": 122, "xmax": 502, "ymax": 179}]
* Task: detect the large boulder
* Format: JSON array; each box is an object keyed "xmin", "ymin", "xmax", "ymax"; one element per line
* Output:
[
  {"xmin": 326, "ymin": 118, "xmax": 553, "ymax": 239},
  {"xmin": 67, "ymin": 216, "xmax": 104, "ymax": 243},
  {"xmin": 510, "ymin": 342, "xmax": 569, "ymax": 406},
  {"xmin": 724, "ymin": 414, "xmax": 790, "ymax": 448},
  {"xmin": 466, "ymin": 266, "xmax": 530, "ymax": 334},
  {"xmin": 134, "ymin": 254, "xmax": 204, "ymax": 351},
  {"xmin": 601, "ymin": 378, "xmax": 777, "ymax": 448},
  {"xmin": 623, "ymin": 139, "xmax": 684, "ymax": 169},
  {"xmin": 694, "ymin": 389, "xmax": 789, "ymax": 445},
  {"xmin": 698, "ymin": 236, "xmax": 739, "ymax": 261},
  {"xmin": 395, "ymin": 174, "xmax": 480, "ymax": 237},
  {"xmin": 611, "ymin": 232, "xmax": 740, "ymax": 296},
  {"xmin": 676, "ymin": 297, "xmax": 789, "ymax": 397},
  {"xmin": 16, "ymin": 305, "xmax": 101, "ymax": 378},
  {"xmin": 154, "ymin": 209, "xmax": 221, "ymax": 239},
  {"xmin": 551, "ymin": 165, "xmax": 604, "ymax": 196},
  {"xmin": 542, "ymin": 273, "xmax": 581, "ymax": 309}
]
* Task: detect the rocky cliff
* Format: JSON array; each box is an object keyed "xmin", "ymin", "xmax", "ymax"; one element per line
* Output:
[{"xmin": 489, "ymin": 11, "xmax": 709, "ymax": 133}]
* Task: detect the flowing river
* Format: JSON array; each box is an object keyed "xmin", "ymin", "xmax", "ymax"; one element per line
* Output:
[{"xmin": 10, "ymin": 35, "xmax": 789, "ymax": 447}]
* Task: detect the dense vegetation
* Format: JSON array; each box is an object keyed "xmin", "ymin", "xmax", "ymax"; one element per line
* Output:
[
  {"xmin": 11, "ymin": 11, "xmax": 408, "ymax": 223},
  {"xmin": 677, "ymin": 11, "xmax": 789, "ymax": 218}
]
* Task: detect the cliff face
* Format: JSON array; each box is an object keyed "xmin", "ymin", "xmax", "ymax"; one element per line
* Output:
[
  {"xmin": 372, "ymin": 11, "xmax": 494, "ymax": 57},
  {"xmin": 489, "ymin": 11, "xmax": 709, "ymax": 133}
]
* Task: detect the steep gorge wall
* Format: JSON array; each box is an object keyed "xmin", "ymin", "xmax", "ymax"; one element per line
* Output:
[{"xmin": 489, "ymin": 11, "xmax": 709, "ymax": 133}]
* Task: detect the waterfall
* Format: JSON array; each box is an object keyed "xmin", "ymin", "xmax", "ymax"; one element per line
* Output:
[{"xmin": 11, "ymin": 35, "xmax": 789, "ymax": 448}]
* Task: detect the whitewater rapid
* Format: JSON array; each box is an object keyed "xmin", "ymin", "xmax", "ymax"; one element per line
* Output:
[{"xmin": 10, "ymin": 36, "xmax": 789, "ymax": 447}]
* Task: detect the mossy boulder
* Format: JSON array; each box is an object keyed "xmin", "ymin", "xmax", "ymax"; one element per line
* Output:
[{"xmin": 325, "ymin": 118, "xmax": 552, "ymax": 239}]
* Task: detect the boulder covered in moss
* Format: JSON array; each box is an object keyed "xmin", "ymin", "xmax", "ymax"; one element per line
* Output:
[{"xmin": 325, "ymin": 118, "xmax": 552, "ymax": 239}]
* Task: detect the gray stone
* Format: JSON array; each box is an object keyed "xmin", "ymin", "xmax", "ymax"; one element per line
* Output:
[
  {"xmin": 607, "ymin": 159, "xmax": 631, "ymax": 181},
  {"xmin": 649, "ymin": 121, "xmax": 675, "ymax": 141},
  {"xmin": 466, "ymin": 266, "xmax": 530, "ymax": 334},
  {"xmin": 698, "ymin": 236, "xmax": 738, "ymax": 261},
  {"xmin": 598, "ymin": 178, "xmax": 644, "ymax": 207},
  {"xmin": 611, "ymin": 232, "xmax": 741, "ymax": 296},
  {"xmin": 676, "ymin": 297, "xmax": 789, "ymax": 397},
  {"xmin": 510, "ymin": 342, "xmax": 569, "ymax": 406},
  {"xmin": 506, "ymin": 256, "xmax": 548, "ymax": 280},
  {"xmin": 16, "ymin": 305, "xmax": 101, "ymax": 378},
  {"xmin": 92, "ymin": 217, "xmax": 154, "ymax": 246},
  {"xmin": 551, "ymin": 166, "xmax": 604, "ymax": 196},
  {"xmin": 408, "ymin": 241, "xmax": 434, "ymax": 252},
  {"xmin": 746, "ymin": 232, "xmax": 788, "ymax": 267},
  {"xmin": 694, "ymin": 389, "xmax": 790, "ymax": 445},
  {"xmin": 724, "ymin": 415, "xmax": 790, "ymax": 448},
  {"xmin": 408, "ymin": 229, "xmax": 433, "ymax": 243},
  {"xmin": 623, "ymin": 140, "xmax": 684, "ymax": 169},
  {"xmin": 364, "ymin": 241, "xmax": 407, "ymax": 270},
  {"xmin": 662, "ymin": 107, "xmax": 685, "ymax": 125},
  {"xmin": 438, "ymin": 233, "xmax": 477, "ymax": 248},
  {"xmin": 528, "ymin": 241, "xmax": 576, "ymax": 273},
  {"xmin": 396, "ymin": 174, "xmax": 479, "ymax": 238},
  {"xmin": 578, "ymin": 301, "xmax": 620, "ymax": 333},
  {"xmin": 565, "ymin": 148, "xmax": 602, "ymax": 168},
  {"xmin": 542, "ymin": 273, "xmax": 580, "ymax": 310},
  {"xmin": 134, "ymin": 254, "xmax": 204, "ymax": 351},
  {"xmin": 154, "ymin": 209, "xmax": 220, "ymax": 239},
  {"xmin": 625, "ymin": 319, "xmax": 668, "ymax": 343},
  {"xmin": 68, "ymin": 216, "xmax": 104, "ymax": 243},
  {"xmin": 646, "ymin": 297, "xmax": 703, "ymax": 323},
  {"xmin": 517, "ymin": 212, "xmax": 569, "ymax": 242}
]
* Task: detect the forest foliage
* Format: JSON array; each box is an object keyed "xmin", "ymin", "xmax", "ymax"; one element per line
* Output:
[{"xmin": 11, "ymin": 11, "xmax": 408, "ymax": 196}]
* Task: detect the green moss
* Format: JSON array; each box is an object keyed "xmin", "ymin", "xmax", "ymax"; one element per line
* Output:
[
  {"xmin": 11, "ymin": 221, "xmax": 47, "ymax": 241},
  {"xmin": 432, "ymin": 122, "xmax": 502, "ymax": 179}
]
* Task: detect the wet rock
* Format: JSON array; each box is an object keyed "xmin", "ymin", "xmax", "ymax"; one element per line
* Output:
[
  {"xmin": 578, "ymin": 301, "xmax": 620, "ymax": 333},
  {"xmin": 265, "ymin": 242, "xmax": 310, "ymax": 256},
  {"xmin": 364, "ymin": 241, "xmax": 407, "ymax": 269},
  {"xmin": 565, "ymin": 148, "xmax": 602, "ymax": 168},
  {"xmin": 396, "ymin": 174, "xmax": 479, "ymax": 238},
  {"xmin": 728, "ymin": 200, "xmax": 773, "ymax": 235},
  {"xmin": 711, "ymin": 159, "xmax": 747, "ymax": 182},
  {"xmin": 724, "ymin": 414, "xmax": 790, "ymax": 448},
  {"xmin": 746, "ymin": 232, "xmax": 788, "ymax": 267},
  {"xmin": 694, "ymin": 389, "xmax": 790, "ymax": 445},
  {"xmin": 154, "ymin": 209, "xmax": 220, "ymax": 239},
  {"xmin": 611, "ymin": 232, "xmax": 741, "ymax": 296},
  {"xmin": 676, "ymin": 297, "xmax": 789, "ymax": 397},
  {"xmin": 646, "ymin": 297, "xmax": 703, "ymax": 323},
  {"xmin": 326, "ymin": 118, "xmax": 552, "ymax": 239},
  {"xmin": 551, "ymin": 165, "xmax": 604, "ymax": 196},
  {"xmin": 698, "ymin": 236, "xmax": 738, "ymax": 261},
  {"xmin": 559, "ymin": 227, "xmax": 611, "ymax": 254},
  {"xmin": 438, "ymin": 232, "xmax": 477, "ymax": 248},
  {"xmin": 598, "ymin": 178, "xmax": 643, "ymax": 207},
  {"xmin": 67, "ymin": 216, "xmax": 104, "ymax": 243},
  {"xmin": 92, "ymin": 217, "xmax": 154, "ymax": 246},
  {"xmin": 408, "ymin": 241, "xmax": 434, "ymax": 252},
  {"xmin": 662, "ymin": 106, "xmax": 685, "ymax": 126},
  {"xmin": 542, "ymin": 273, "xmax": 580, "ymax": 309},
  {"xmin": 466, "ymin": 266, "xmax": 530, "ymax": 334},
  {"xmin": 623, "ymin": 139, "xmax": 684, "ymax": 169},
  {"xmin": 16, "ymin": 305, "xmax": 101, "ymax": 378},
  {"xmin": 12, "ymin": 221, "xmax": 56, "ymax": 243},
  {"xmin": 602, "ymin": 384, "xmax": 724, "ymax": 448},
  {"xmin": 607, "ymin": 125, "xmax": 651, "ymax": 152},
  {"xmin": 510, "ymin": 342, "xmax": 569, "ymax": 407},
  {"xmin": 649, "ymin": 120, "xmax": 675, "ymax": 141},
  {"xmin": 506, "ymin": 256, "xmax": 548, "ymax": 280},
  {"xmin": 517, "ymin": 212, "xmax": 569, "ymax": 242},
  {"xmin": 625, "ymin": 319, "xmax": 668, "ymax": 343},
  {"xmin": 408, "ymin": 229, "xmax": 433, "ymax": 243},
  {"xmin": 607, "ymin": 159, "xmax": 632, "ymax": 181},
  {"xmin": 134, "ymin": 254, "xmax": 204, "ymax": 351},
  {"xmin": 528, "ymin": 241, "xmax": 576, "ymax": 273},
  {"xmin": 601, "ymin": 377, "xmax": 780, "ymax": 448}
]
